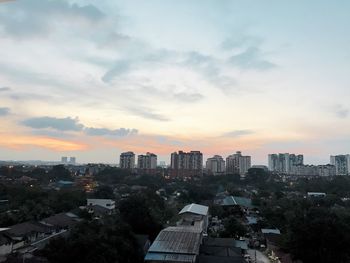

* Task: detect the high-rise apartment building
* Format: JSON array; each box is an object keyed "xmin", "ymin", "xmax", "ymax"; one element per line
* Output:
[
  {"xmin": 330, "ymin": 154, "xmax": 350, "ymax": 175},
  {"xmin": 226, "ymin": 151, "xmax": 251, "ymax": 175},
  {"xmin": 206, "ymin": 155, "xmax": 225, "ymax": 175},
  {"xmin": 69, "ymin": 157, "xmax": 76, "ymax": 165},
  {"xmin": 61, "ymin": 156, "xmax": 68, "ymax": 164},
  {"xmin": 268, "ymin": 153, "xmax": 303, "ymax": 174},
  {"xmin": 119, "ymin": 151, "xmax": 135, "ymax": 169},
  {"xmin": 290, "ymin": 164, "xmax": 336, "ymax": 177},
  {"xmin": 170, "ymin": 151, "xmax": 203, "ymax": 177},
  {"xmin": 137, "ymin": 152, "xmax": 157, "ymax": 169}
]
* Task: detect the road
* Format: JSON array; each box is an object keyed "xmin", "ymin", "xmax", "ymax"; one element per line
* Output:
[{"xmin": 247, "ymin": 249, "xmax": 271, "ymax": 263}]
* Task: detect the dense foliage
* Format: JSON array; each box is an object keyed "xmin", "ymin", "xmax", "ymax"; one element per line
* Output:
[{"xmin": 40, "ymin": 217, "xmax": 143, "ymax": 263}]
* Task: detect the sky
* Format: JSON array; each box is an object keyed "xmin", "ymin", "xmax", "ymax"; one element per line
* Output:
[{"xmin": 0, "ymin": 0, "xmax": 350, "ymax": 165}]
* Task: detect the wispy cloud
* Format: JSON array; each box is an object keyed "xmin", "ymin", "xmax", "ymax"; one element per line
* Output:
[
  {"xmin": 125, "ymin": 107, "xmax": 170, "ymax": 122},
  {"xmin": 22, "ymin": 117, "xmax": 84, "ymax": 131},
  {"xmin": 228, "ymin": 47, "xmax": 276, "ymax": 70},
  {"xmin": 21, "ymin": 116, "xmax": 138, "ymax": 138},
  {"xmin": 0, "ymin": 0, "xmax": 105, "ymax": 39},
  {"xmin": 84, "ymin": 127, "xmax": 138, "ymax": 137},
  {"xmin": 0, "ymin": 107, "xmax": 10, "ymax": 116},
  {"xmin": 0, "ymin": 87, "xmax": 11, "ymax": 92},
  {"xmin": 221, "ymin": 35, "xmax": 263, "ymax": 50},
  {"xmin": 333, "ymin": 104, "xmax": 349, "ymax": 119},
  {"xmin": 222, "ymin": 129, "xmax": 254, "ymax": 138}
]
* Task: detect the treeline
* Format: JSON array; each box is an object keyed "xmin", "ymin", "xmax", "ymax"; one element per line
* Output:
[
  {"xmin": 257, "ymin": 176, "xmax": 350, "ymax": 263},
  {"xmin": 0, "ymin": 165, "xmax": 74, "ymax": 183},
  {"xmin": 0, "ymin": 183, "xmax": 86, "ymax": 226},
  {"xmin": 40, "ymin": 190, "xmax": 174, "ymax": 263}
]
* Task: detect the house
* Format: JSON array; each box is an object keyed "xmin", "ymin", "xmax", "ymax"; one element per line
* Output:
[
  {"xmin": 307, "ymin": 192, "xmax": 326, "ymax": 198},
  {"xmin": 178, "ymin": 203, "xmax": 209, "ymax": 233},
  {"xmin": 199, "ymin": 237, "xmax": 246, "ymax": 263},
  {"xmin": 145, "ymin": 203, "xmax": 209, "ymax": 263},
  {"xmin": 86, "ymin": 199, "xmax": 115, "ymax": 210},
  {"xmin": 55, "ymin": 180, "xmax": 74, "ymax": 189},
  {"xmin": 261, "ymin": 228, "xmax": 281, "ymax": 235},
  {"xmin": 40, "ymin": 212, "xmax": 80, "ymax": 230},
  {"xmin": 145, "ymin": 226, "xmax": 202, "ymax": 263},
  {"xmin": 135, "ymin": 234, "xmax": 151, "ymax": 256},
  {"xmin": 3, "ymin": 222, "xmax": 53, "ymax": 253},
  {"xmin": 88, "ymin": 205, "xmax": 114, "ymax": 218},
  {"xmin": 246, "ymin": 216, "xmax": 258, "ymax": 225},
  {"xmin": 0, "ymin": 228, "xmax": 12, "ymax": 256},
  {"xmin": 215, "ymin": 196, "xmax": 254, "ymax": 209}
]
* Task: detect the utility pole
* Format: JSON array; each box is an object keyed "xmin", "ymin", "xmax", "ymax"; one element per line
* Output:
[{"xmin": 255, "ymin": 249, "xmax": 257, "ymax": 263}]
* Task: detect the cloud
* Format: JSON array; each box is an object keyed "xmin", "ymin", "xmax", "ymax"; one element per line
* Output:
[
  {"xmin": 229, "ymin": 47, "xmax": 276, "ymax": 70},
  {"xmin": 222, "ymin": 130, "xmax": 254, "ymax": 137},
  {"xmin": 173, "ymin": 92, "xmax": 204, "ymax": 102},
  {"xmin": 101, "ymin": 60, "xmax": 132, "ymax": 83},
  {"xmin": 22, "ymin": 116, "xmax": 84, "ymax": 131},
  {"xmin": 221, "ymin": 35, "xmax": 262, "ymax": 50},
  {"xmin": 0, "ymin": 0, "xmax": 105, "ymax": 39},
  {"xmin": 334, "ymin": 104, "xmax": 349, "ymax": 119},
  {"xmin": 126, "ymin": 107, "xmax": 170, "ymax": 121},
  {"xmin": 0, "ymin": 107, "xmax": 10, "ymax": 116},
  {"xmin": 0, "ymin": 87, "xmax": 11, "ymax": 92},
  {"xmin": 21, "ymin": 116, "xmax": 138, "ymax": 138},
  {"xmin": 84, "ymin": 127, "xmax": 138, "ymax": 137}
]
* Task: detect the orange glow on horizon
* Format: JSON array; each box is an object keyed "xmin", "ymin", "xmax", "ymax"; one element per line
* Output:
[{"xmin": 0, "ymin": 135, "xmax": 88, "ymax": 151}]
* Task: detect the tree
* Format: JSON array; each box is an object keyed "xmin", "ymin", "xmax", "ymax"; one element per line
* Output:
[
  {"xmin": 92, "ymin": 185, "xmax": 114, "ymax": 199},
  {"xmin": 119, "ymin": 194, "xmax": 163, "ymax": 240},
  {"xmin": 49, "ymin": 165, "xmax": 73, "ymax": 181},
  {"xmin": 220, "ymin": 217, "xmax": 247, "ymax": 239},
  {"xmin": 41, "ymin": 217, "xmax": 143, "ymax": 263},
  {"xmin": 284, "ymin": 207, "xmax": 350, "ymax": 263}
]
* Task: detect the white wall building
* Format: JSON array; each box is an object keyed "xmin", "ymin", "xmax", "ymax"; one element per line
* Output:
[
  {"xmin": 87, "ymin": 199, "xmax": 115, "ymax": 210},
  {"xmin": 226, "ymin": 151, "xmax": 251, "ymax": 175},
  {"xmin": 119, "ymin": 151, "xmax": 135, "ymax": 169},
  {"xmin": 268, "ymin": 153, "xmax": 303, "ymax": 174},
  {"xmin": 330, "ymin": 154, "xmax": 350, "ymax": 175},
  {"xmin": 206, "ymin": 155, "xmax": 225, "ymax": 175},
  {"xmin": 137, "ymin": 152, "xmax": 157, "ymax": 169}
]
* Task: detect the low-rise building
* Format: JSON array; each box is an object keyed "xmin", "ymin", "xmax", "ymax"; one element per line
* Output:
[
  {"xmin": 178, "ymin": 203, "xmax": 209, "ymax": 234},
  {"xmin": 145, "ymin": 226, "xmax": 202, "ymax": 263},
  {"xmin": 86, "ymin": 199, "xmax": 115, "ymax": 210},
  {"xmin": 206, "ymin": 155, "xmax": 225, "ymax": 176}
]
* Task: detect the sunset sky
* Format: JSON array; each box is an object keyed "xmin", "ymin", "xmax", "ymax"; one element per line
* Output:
[{"xmin": 0, "ymin": 0, "xmax": 350, "ymax": 164}]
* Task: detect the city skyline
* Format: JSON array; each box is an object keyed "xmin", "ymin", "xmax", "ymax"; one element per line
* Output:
[{"xmin": 1, "ymin": 0, "xmax": 350, "ymax": 164}]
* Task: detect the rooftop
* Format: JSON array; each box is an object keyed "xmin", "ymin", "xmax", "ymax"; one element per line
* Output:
[
  {"xmin": 179, "ymin": 203, "xmax": 209, "ymax": 216},
  {"xmin": 261, "ymin": 228, "xmax": 281, "ymax": 235},
  {"xmin": 6, "ymin": 222, "xmax": 51, "ymax": 237},
  {"xmin": 40, "ymin": 212, "xmax": 79, "ymax": 228},
  {"xmin": 148, "ymin": 226, "xmax": 201, "ymax": 255},
  {"xmin": 219, "ymin": 196, "xmax": 254, "ymax": 208}
]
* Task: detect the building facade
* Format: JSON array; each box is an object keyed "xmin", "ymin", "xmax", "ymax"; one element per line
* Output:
[
  {"xmin": 206, "ymin": 155, "xmax": 225, "ymax": 175},
  {"xmin": 290, "ymin": 164, "xmax": 336, "ymax": 177},
  {"xmin": 170, "ymin": 151, "xmax": 203, "ymax": 177},
  {"xmin": 226, "ymin": 151, "xmax": 251, "ymax": 175},
  {"xmin": 137, "ymin": 152, "xmax": 157, "ymax": 169},
  {"xmin": 268, "ymin": 153, "xmax": 304, "ymax": 174},
  {"xmin": 330, "ymin": 154, "xmax": 350, "ymax": 175},
  {"xmin": 119, "ymin": 151, "xmax": 135, "ymax": 169}
]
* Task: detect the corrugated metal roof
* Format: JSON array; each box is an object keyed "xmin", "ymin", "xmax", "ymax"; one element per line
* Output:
[
  {"xmin": 246, "ymin": 216, "xmax": 258, "ymax": 224},
  {"xmin": 148, "ymin": 227, "xmax": 201, "ymax": 255},
  {"xmin": 145, "ymin": 252, "xmax": 196, "ymax": 262},
  {"xmin": 232, "ymin": 197, "xmax": 253, "ymax": 208},
  {"xmin": 179, "ymin": 203, "xmax": 209, "ymax": 216},
  {"xmin": 222, "ymin": 196, "xmax": 237, "ymax": 206},
  {"xmin": 261, "ymin": 228, "xmax": 281, "ymax": 235}
]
